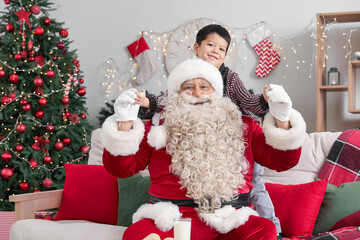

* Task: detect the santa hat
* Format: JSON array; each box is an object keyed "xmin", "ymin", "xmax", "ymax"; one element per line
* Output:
[{"xmin": 167, "ymin": 58, "xmax": 223, "ymax": 97}]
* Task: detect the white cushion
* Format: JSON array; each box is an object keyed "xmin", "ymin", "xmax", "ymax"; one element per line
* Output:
[
  {"xmin": 88, "ymin": 128, "xmax": 104, "ymax": 165},
  {"xmin": 10, "ymin": 219, "xmax": 126, "ymax": 240},
  {"xmin": 261, "ymin": 131, "xmax": 341, "ymax": 185}
]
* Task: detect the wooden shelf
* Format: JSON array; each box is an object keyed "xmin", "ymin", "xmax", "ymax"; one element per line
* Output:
[
  {"xmin": 319, "ymin": 11, "xmax": 360, "ymax": 23},
  {"xmin": 319, "ymin": 85, "xmax": 348, "ymax": 91},
  {"xmin": 349, "ymin": 109, "xmax": 360, "ymax": 113},
  {"xmin": 316, "ymin": 11, "xmax": 360, "ymax": 132},
  {"xmin": 349, "ymin": 59, "xmax": 360, "ymax": 67}
]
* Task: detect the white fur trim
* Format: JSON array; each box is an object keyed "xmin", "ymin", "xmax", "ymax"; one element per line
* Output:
[
  {"xmin": 147, "ymin": 124, "xmax": 167, "ymax": 150},
  {"xmin": 100, "ymin": 115, "xmax": 145, "ymax": 156},
  {"xmin": 132, "ymin": 202, "xmax": 182, "ymax": 232},
  {"xmin": 246, "ymin": 25, "xmax": 270, "ymax": 47},
  {"xmin": 152, "ymin": 113, "xmax": 161, "ymax": 126},
  {"xmin": 199, "ymin": 206, "xmax": 258, "ymax": 234},
  {"xmin": 262, "ymin": 108, "xmax": 306, "ymax": 150},
  {"xmin": 167, "ymin": 58, "xmax": 223, "ymax": 97}
]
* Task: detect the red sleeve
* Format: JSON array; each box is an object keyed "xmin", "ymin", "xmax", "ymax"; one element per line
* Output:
[
  {"xmin": 244, "ymin": 117, "xmax": 301, "ymax": 172},
  {"xmin": 102, "ymin": 121, "xmax": 153, "ymax": 178}
]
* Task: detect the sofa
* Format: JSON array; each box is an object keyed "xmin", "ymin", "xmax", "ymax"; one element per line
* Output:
[{"xmin": 9, "ymin": 129, "xmax": 360, "ymax": 240}]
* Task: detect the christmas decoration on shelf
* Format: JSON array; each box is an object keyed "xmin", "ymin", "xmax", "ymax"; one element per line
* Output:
[
  {"xmin": 246, "ymin": 23, "xmax": 280, "ymax": 78},
  {"xmin": 127, "ymin": 34, "xmax": 158, "ymax": 84},
  {"xmin": 0, "ymin": 0, "xmax": 93, "ymax": 210}
]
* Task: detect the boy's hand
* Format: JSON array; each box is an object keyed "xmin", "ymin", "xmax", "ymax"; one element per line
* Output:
[{"xmin": 134, "ymin": 89, "xmax": 150, "ymax": 108}]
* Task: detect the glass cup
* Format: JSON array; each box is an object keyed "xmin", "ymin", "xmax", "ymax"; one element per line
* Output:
[{"xmin": 174, "ymin": 217, "xmax": 191, "ymax": 240}]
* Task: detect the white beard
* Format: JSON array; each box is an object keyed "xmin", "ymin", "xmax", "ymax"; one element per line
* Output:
[{"xmin": 162, "ymin": 92, "xmax": 249, "ymax": 211}]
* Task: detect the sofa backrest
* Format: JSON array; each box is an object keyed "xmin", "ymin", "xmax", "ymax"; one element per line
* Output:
[{"xmin": 261, "ymin": 131, "xmax": 341, "ymax": 185}]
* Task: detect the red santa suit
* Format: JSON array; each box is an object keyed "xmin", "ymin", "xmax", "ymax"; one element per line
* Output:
[{"xmin": 101, "ymin": 106, "xmax": 306, "ymax": 240}]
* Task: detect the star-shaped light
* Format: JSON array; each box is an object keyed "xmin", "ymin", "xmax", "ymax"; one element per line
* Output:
[{"xmin": 15, "ymin": 7, "xmax": 31, "ymax": 23}]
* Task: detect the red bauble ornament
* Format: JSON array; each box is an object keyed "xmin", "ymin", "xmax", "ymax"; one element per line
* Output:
[
  {"xmin": 10, "ymin": 73, "xmax": 19, "ymax": 83},
  {"xmin": 34, "ymin": 26, "xmax": 44, "ymax": 36},
  {"xmin": 34, "ymin": 76, "xmax": 43, "ymax": 87},
  {"xmin": 15, "ymin": 144, "xmax": 24, "ymax": 152},
  {"xmin": 46, "ymin": 125, "xmax": 55, "ymax": 132},
  {"xmin": 62, "ymin": 96, "xmax": 70, "ymax": 104},
  {"xmin": 43, "ymin": 155, "xmax": 52, "ymax": 164},
  {"xmin": 9, "ymin": 92, "xmax": 16, "ymax": 99},
  {"xmin": 28, "ymin": 56, "xmax": 35, "ymax": 61},
  {"xmin": 56, "ymin": 42, "xmax": 65, "ymax": 50},
  {"xmin": 59, "ymin": 29, "xmax": 68, "ymax": 38},
  {"xmin": 20, "ymin": 182, "xmax": 29, "ymax": 191},
  {"xmin": 1, "ymin": 151, "xmax": 11, "ymax": 162},
  {"xmin": 62, "ymin": 115, "xmax": 68, "ymax": 121},
  {"xmin": 79, "ymin": 78, "xmax": 84, "ymax": 84},
  {"xmin": 52, "ymin": 55, "xmax": 57, "ymax": 61},
  {"xmin": 16, "ymin": 123, "xmax": 27, "ymax": 133},
  {"xmin": 0, "ymin": 69, "xmax": 5, "ymax": 77},
  {"xmin": 46, "ymin": 69, "xmax": 55, "ymax": 78},
  {"xmin": 35, "ymin": 110, "xmax": 44, "ymax": 119},
  {"xmin": 77, "ymin": 87, "xmax": 86, "ymax": 96},
  {"xmin": 22, "ymin": 103, "xmax": 31, "ymax": 111},
  {"xmin": 31, "ymin": 4, "xmax": 41, "ymax": 15},
  {"xmin": 42, "ymin": 178, "xmax": 53, "ymax": 188},
  {"xmin": 1, "ymin": 96, "xmax": 11, "ymax": 105},
  {"xmin": 27, "ymin": 40, "xmax": 33, "ymax": 50},
  {"xmin": 69, "ymin": 113, "xmax": 80, "ymax": 123},
  {"xmin": 14, "ymin": 53, "xmax": 22, "ymax": 60},
  {"xmin": 80, "ymin": 113, "xmax": 86, "ymax": 119},
  {"xmin": 39, "ymin": 97, "xmax": 47, "ymax": 106},
  {"xmin": 62, "ymin": 137, "xmax": 71, "ymax": 146},
  {"xmin": 1, "ymin": 168, "xmax": 14, "ymax": 180},
  {"xmin": 6, "ymin": 23, "xmax": 14, "ymax": 32},
  {"xmin": 65, "ymin": 112, "xmax": 70, "ymax": 118},
  {"xmin": 20, "ymin": 99, "xmax": 28, "ymax": 106},
  {"xmin": 80, "ymin": 145, "xmax": 90, "ymax": 154},
  {"xmin": 29, "ymin": 159, "xmax": 38, "ymax": 169},
  {"xmin": 4, "ymin": 0, "xmax": 10, "ymax": 4},
  {"xmin": 54, "ymin": 141, "xmax": 64, "ymax": 150},
  {"xmin": 43, "ymin": 17, "xmax": 51, "ymax": 26}
]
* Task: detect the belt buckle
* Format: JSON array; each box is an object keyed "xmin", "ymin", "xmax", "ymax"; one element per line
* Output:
[{"xmin": 198, "ymin": 204, "xmax": 215, "ymax": 213}]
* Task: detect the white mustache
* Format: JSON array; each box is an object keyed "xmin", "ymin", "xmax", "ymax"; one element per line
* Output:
[{"xmin": 179, "ymin": 92, "xmax": 215, "ymax": 105}]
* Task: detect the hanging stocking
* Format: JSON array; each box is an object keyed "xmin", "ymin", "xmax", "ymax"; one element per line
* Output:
[
  {"xmin": 247, "ymin": 26, "xmax": 280, "ymax": 78},
  {"xmin": 127, "ymin": 36, "xmax": 158, "ymax": 84}
]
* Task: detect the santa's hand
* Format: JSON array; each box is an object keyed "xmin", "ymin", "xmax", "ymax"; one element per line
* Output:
[
  {"xmin": 266, "ymin": 84, "xmax": 292, "ymax": 121},
  {"xmin": 114, "ymin": 88, "xmax": 140, "ymax": 121}
]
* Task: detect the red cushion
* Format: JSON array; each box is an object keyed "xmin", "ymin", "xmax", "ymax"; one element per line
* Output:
[
  {"xmin": 265, "ymin": 180, "xmax": 327, "ymax": 238},
  {"xmin": 329, "ymin": 210, "xmax": 360, "ymax": 231},
  {"xmin": 54, "ymin": 164, "xmax": 119, "ymax": 225}
]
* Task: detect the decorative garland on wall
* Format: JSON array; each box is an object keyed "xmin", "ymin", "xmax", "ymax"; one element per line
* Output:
[{"xmin": 101, "ymin": 17, "xmax": 360, "ymax": 104}]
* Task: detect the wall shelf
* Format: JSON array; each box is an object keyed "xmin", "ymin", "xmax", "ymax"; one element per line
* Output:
[{"xmin": 316, "ymin": 11, "xmax": 360, "ymax": 132}]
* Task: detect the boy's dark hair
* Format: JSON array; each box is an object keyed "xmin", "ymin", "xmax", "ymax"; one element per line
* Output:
[{"xmin": 196, "ymin": 24, "xmax": 231, "ymax": 53}]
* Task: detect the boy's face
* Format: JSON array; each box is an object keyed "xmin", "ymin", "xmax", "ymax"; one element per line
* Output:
[{"xmin": 193, "ymin": 32, "xmax": 228, "ymax": 69}]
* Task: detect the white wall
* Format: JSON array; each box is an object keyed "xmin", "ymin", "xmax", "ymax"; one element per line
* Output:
[{"xmin": 5, "ymin": 0, "xmax": 360, "ymax": 132}]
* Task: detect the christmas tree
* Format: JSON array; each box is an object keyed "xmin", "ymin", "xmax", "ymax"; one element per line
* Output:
[{"xmin": 0, "ymin": 0, "xmax": 93, "ymax": 210}]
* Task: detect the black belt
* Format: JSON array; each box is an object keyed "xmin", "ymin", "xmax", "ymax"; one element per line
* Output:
[{"xmin": 149, "ymin": 193, "xmax": 250, "ymax": 211}]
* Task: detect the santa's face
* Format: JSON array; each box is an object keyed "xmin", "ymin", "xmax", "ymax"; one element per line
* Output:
[{"xmin": 178, "ymin": 78, "xmax": 215, "ymax": 101}]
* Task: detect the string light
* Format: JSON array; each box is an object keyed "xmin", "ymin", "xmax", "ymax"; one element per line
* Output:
[{"xmin": 100, "ymin": 17, "xmax": 359, "ymax": 99}]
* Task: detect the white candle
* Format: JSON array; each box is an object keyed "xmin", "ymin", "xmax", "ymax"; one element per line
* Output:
[{"xmin": 174, "ymin": 218, "xmax": 191, "ymax": 240}]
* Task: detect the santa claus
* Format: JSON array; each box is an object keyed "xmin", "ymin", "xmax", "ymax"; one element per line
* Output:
[{"xmin": 101, "ymin": 58, "xmax": 306, "ymax": 240}]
